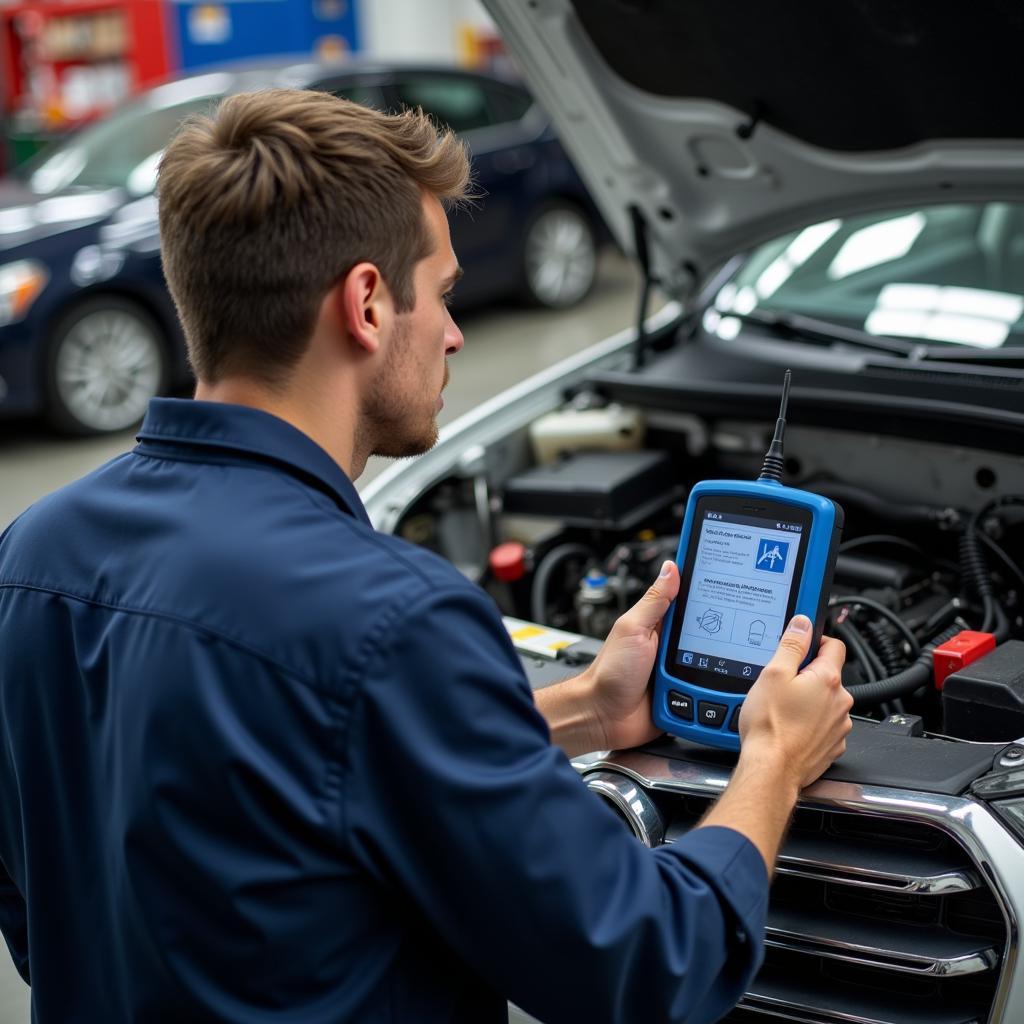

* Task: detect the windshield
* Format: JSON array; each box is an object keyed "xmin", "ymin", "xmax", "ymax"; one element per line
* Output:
[
  {"xmin": 22, "ymin": 73, "xmax": 233, "ymax": 198},
  {"xmin": 712, "ymin": 203, "xmax": 1024, "ymax": 350}
]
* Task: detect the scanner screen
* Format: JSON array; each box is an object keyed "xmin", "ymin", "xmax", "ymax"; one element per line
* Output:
[{"xmin": 675, "ymin": 509, "xmax": 804, "ymax": 682}]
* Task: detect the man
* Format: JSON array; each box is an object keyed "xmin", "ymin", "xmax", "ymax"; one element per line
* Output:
[{"xmin": 0, "ymin": 90, "xmax": 851, "ymax": 1022}]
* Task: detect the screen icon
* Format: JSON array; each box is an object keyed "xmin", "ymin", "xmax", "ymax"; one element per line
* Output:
[
  {"xmin": 742, "ymin": 665, "xmax": 753, "ymax": 677},
  {"xmin": 755, "ymin": 538, "xmax": 789, "ymax": 574},
  {"xmin": 681, "ymin": 651, "xmax": 693, "ymax": 665},
  {"xmin": 696, "ymin": 607, "xmax": 724, "ymax": 634},
  {"xmin": 698, "ymin": 656, "xmax": 709, "ymax": 669}
]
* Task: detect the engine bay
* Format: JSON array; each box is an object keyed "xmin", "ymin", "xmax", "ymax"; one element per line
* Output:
[{"xmin": 391, "ymin": 391, "xmax": 1024, "ymax": 747}]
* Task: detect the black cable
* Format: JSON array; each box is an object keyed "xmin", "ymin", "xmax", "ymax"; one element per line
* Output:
[
  {"xmin": 958, "ymin": 496, "xmax": 1024, "ymax": 640},
  {"xmin": 530, "ymin": 543, "xmax": 595, "ymax": 624},
  {"xmin": 833, "ymin": 621, "xmax": 881, "ymax": 683},
  {"xmin": 829, "ymin": 594, "xmax": 921, "ymax": 657},
  {"xmin": 917, "ymin": 598, "xmax": 965, "ymax": 637},
  {"xmin": 975, "ymin": 529, "xmax": 1024, "ymax": 595},
  {"xmin": 838, "ymin": 534, "xmax": 960, "ymax": 574},
  {"xmin": 807, "ymin": 481, "xmax": 953, "ymax": 525},
  {"xmin": 863, "ymin": 619, "xmax": 904, "ymax": 675},
  {"xmin": 845, "ymin": 624, "xmax": 961, "ymax": 710}
]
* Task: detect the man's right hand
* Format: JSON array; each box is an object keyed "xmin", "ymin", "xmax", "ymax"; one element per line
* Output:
[{"xmin": 739, "ymin": 615, "xmax": 852, "ymax": 789}]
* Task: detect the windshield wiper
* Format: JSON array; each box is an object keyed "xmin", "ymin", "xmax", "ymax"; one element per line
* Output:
[
  {"xmin": 715, "ymin": 308, "xmax": 921, "ymax": 357},
  {"xmin": 907, "ymin": 345, "xmax": 1024, "ymax": 366}
]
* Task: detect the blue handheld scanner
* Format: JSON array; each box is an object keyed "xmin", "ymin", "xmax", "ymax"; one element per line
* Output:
[{"xmin": 653, "ymin": 374, "xmax": 844, "ymax": 751}]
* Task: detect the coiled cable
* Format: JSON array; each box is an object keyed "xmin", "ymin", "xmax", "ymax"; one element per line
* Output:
[
  {"xmin": 864, "ymin": 619, "xmax": 905, "ymax": 676},
  {"xmin": 845, "ymin": 624, "xmax": 961, "ymax": 711}
]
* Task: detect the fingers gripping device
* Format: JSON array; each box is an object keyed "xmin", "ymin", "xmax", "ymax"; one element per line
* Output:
[{"xmin": 653, "ymin": 372, "xmax": 844, "ymax": 751}]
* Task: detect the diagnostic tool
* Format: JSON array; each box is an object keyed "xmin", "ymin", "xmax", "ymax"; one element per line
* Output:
[{"xmin": 654, "ymin": 372, "xmax": 844, "ymax": 751}]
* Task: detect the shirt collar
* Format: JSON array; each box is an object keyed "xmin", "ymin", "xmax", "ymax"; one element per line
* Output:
[{"xmin": 136, "ymin": 398, "xmax": 371, "ymax": 526}]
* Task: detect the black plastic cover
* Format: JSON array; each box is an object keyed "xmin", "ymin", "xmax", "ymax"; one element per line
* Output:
[
  {"xmin": 943, "ymin": 640, "xmax": 1024, "ymax": 742},
  {"xmin": 644, "ymin": 718, "xmax": 1001, "ymax": 795},
  {"xmin": 501, "ymin": 450, "xmax": 673, "ymax": 528}
]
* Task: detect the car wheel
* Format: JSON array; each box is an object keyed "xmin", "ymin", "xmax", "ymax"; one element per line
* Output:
[
  {"xmin": 521, "ymin": 200, "xmax": 597, "ymax": 309},
  {"xmin": 44, "ymin": 296, "xmax": 168, "ymax": 435}
]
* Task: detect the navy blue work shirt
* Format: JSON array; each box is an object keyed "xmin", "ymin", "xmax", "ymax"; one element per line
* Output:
[{"xmin": 0, "ymin": 398, "xmax": 768, "ymax": 1023}]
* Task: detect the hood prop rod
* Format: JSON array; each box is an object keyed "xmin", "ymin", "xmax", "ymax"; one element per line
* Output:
[{"xmin": 630, "ymin": 204, "xmax": 656, "ymax": 369}]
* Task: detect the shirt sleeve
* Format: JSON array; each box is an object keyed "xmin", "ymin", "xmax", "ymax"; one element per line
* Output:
[
  {"xmin": 344, "ymin": 584, "xmax": 768, "ymax": 1024},
  {"xmin": 0, "ymin": 858, "xmax": 29, "ymax": 985}
]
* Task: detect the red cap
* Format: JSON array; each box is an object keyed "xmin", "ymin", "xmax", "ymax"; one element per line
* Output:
[
  {"xmin": 489, "ymin": 541, "xmax": 527, "ymax": 583},
  {"xmin": 932, "ymin": 630, "xmax": 996, "ymax": 690}
]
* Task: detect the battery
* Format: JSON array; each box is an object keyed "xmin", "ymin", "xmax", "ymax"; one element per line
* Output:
[{"xmin": 942, "ymin": 640, "xmax": 1024, "ymax": 741}]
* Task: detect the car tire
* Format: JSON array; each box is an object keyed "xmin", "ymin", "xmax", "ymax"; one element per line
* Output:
[
  {"xmin": 43, "ymin": 295, "xmax": 169, "ymax": 436},
  {"xmin": 520, "ymin": 200, "xmax": 598, "ymax": 309}
]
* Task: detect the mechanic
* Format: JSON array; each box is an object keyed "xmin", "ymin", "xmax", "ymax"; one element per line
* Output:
[{"xmin": 0, "ymin": 89, "xmax": 852, "ymax": 1023}]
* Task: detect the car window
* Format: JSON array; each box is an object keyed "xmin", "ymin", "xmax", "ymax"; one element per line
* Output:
[
  {"xmin": 23, "ymin": 73, "xmax": 233, "ymax": 196},
  {"xmin": 714, "ymin": 202, "xmax": 1024, "ymax": 349},
  {"xmin": 313, "ymin": 80, "xmax": 386, "ymax": 110},
  {"xmin": 482, "ymin": 82, "xmax": 533, "ymax": 124},
  {"xmin": 388, "ymin": 75, "xmax": 493, "ymax": 134}
]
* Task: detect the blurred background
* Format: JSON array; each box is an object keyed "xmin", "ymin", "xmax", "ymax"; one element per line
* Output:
[{"xmin": 0, "ymin": 0, "xmax": 644, "ymax": 546}]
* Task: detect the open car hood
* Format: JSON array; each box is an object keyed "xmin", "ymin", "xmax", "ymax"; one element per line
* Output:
[{"xmin": 482, "ymin": 0, "xmax": 1024, "ymax": 302}]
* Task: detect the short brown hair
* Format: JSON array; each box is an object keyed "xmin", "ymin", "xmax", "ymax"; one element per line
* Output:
[{"xmin": 158, "ymin": 88, "xmax": 471, "ymax": 384}]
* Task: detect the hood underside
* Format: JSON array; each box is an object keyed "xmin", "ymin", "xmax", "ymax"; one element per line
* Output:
[{"xmin": 482, "ymin": 0, "xmax": 1024, "ymax": 299}]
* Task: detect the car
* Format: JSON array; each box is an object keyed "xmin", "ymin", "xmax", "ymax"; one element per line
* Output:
[
  {"xmin": 360, "ymin": 3, "xmax": 1024, "ymax": 1023},
  {"xmin": 0, "ymin": 59, "xmax": 603, "ymax": 434}
]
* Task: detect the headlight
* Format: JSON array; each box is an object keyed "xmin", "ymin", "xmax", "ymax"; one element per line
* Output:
[
  {"xmin": 972, "ymin": 765, "xmax": 1024, "ymax": 843},
  {"xmin": 0, "ymin": 260, "xmax": 49, "ymax": 328}
]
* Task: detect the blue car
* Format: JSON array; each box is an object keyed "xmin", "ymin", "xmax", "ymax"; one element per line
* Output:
[{"xmin": 0, "ymin": 60, "xmax": 602, "ymax": 434}]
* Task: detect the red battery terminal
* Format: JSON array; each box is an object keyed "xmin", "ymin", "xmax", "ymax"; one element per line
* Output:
[{"xmin": 932, "ymin": 630, "xmax": 996, "ymax": 690}]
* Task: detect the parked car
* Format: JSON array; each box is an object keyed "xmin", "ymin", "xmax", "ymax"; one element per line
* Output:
[
  {"xmin": 361, "ymin": 3, "xmax": 1024, "ymax": 1023},
  {"xmin": 0, "ymin": 59, "xmax": 603, "ymax": 434}
]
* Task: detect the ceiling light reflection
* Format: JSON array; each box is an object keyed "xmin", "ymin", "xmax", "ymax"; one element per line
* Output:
[{"xmin": 828, "ymin": 212, "xmax": 925, "ymax": 280}]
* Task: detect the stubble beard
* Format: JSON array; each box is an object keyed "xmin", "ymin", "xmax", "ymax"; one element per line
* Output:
[{"xmin": 362, "ymin": 317, "xmax": 445, "ymax": 460}]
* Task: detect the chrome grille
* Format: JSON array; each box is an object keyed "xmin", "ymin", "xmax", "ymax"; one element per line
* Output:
[{"xmin": 580, "ymin": 751, "xmax": 1018, "ymax": 1024}]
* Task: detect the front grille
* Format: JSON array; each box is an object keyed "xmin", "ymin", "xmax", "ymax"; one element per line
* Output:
[{"xmin": 581, "ymin": 755, "xmax": 1014, "ymax": 1024}]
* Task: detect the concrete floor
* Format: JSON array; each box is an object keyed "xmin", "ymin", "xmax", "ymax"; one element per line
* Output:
[{"xmin": 0, "ymin": 251, "xmax": 640, "ymax": 1020}]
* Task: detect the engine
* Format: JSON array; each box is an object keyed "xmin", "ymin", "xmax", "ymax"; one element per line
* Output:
[{"xmin": 393, "ymin": 395, "xmax": 1024, "ymax": 743}]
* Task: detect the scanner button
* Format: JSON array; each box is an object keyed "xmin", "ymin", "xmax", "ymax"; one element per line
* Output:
[
  {"xmin": 698, "ymin": 702, "xmax": 728, "ymax": 729},
  {"xmin": 667, "ymin": 690, "xmax": 694, "ymax": 721},
  {"xmin": 728, "ymin": 706, "xmax": 742, "ymax": 733}
]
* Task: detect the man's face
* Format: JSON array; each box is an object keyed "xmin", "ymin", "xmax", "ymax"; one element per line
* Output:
[{"xmin": 363, "ymin": 193, "xmax": 464, "ymax": 459}]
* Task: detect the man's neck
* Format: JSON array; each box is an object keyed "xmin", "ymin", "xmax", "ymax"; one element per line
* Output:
[{"xmin": 193, "ymin": 376, "xmax": 362, "ymax": 479}]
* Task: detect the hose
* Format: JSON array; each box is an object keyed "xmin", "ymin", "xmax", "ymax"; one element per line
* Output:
[
  {"xmin": 829, "ymin": 594, "xmax": 920, "ymax": 657},
  {"xmin": 807, "ymin": 481, "xmax": 954, "ymax": 525},
  {"xmin": 864, "ymin": 619, "xmax": 905, "ymax": 676},
  {"xmin": 530, "ymin": 543, "xmax": 595, "ymax": 624},
  {"xmin": 845, "ymin": 624, "xmax": 961, "ymax": 711},
  {"xmin": 833, "ymin": 621, "xmax": 882, "ymax": 682}
]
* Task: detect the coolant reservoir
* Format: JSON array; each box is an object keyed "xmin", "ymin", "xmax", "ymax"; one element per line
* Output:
[{"xmin": 529, "ymin": 405, "xmax": 646, "ymax": 464}]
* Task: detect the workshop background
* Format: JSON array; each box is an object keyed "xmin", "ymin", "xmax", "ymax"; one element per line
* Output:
[{"xmin": 0, "ymin": 2, "xmax": 641, "ymax": 1017}]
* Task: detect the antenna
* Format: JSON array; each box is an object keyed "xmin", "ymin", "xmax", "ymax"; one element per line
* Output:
[{"xmin": 758, "ymin": 369, "xmax": 791, "ymax": 483}]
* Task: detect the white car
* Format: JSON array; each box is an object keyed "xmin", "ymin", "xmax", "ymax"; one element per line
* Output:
[{"xmin": 365, "ymin": 4, "xmax": 1024, "ymax": 1022}]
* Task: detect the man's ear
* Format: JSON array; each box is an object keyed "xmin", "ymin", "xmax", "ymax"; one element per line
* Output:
[{"xmin": 336, "ymin": 262, "xmax": 390, "ymax": 355}]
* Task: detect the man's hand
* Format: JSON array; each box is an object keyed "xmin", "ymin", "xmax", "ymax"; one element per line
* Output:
[
  {"xmin": 697, "ymin": 616, "xmax": 851, "ymax": 874},
  {"xmin": 738, "ymin": 616, "xmax": 852, "ymax": 789},
  {"xmin": 578, "ymin": 559, "xmax": 680, "ymax": 751},
  {"xmin": 535, "ymin": 560, "xmax": 679, "ymax": 757}
]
